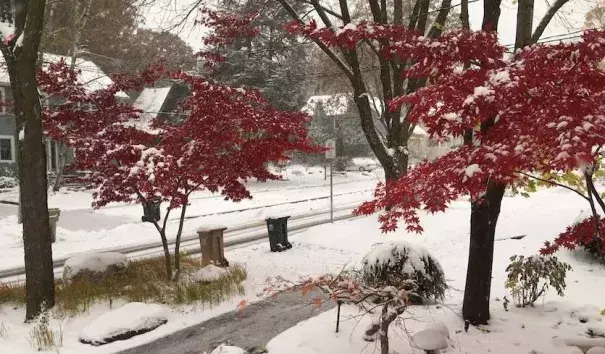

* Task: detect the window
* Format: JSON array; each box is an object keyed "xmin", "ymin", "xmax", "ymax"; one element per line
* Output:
[{"xmin": 0, "ymin": 136, "xmax": 14, "ymax": 162}]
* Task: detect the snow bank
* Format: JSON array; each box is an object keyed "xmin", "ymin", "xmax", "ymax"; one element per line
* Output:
[
  {"xmin": 209, "ymin": 344, "xmax": 246, "ymax": 354},
  {"xmin": 192, "ymin": 265, "xmax": 228, "ymax": 282},
  {"xmin": 63, "ymin": 252, "xmax": 128, "ymax": 283},
  {"xmin": 79, "ymin": 303, "xmax": 168, "ymax": 346}
]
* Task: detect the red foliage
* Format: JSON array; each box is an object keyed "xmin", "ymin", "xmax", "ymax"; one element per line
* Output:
[
  {"xmin": 39, "ymin": 60, "xmax": 319, "ymax": 210},
  {"xmin": 286, "ymin": 21, "xmax": 605, "ymax": 243},
  {"xmin": 195, "ymin": 9, "xmax": 260, "ymax": 69},
  {"xmin": 541, "ymin": 217, "xmax": 605, "ymax": 256}
]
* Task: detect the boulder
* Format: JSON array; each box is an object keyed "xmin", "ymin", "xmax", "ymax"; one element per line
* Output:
[
  {"xmin": 79, "ymin": 302, "xmax": 168, "ymax": 346},
  {"xmin": 63, "ymin": 252, "xmax": 128, "ymax": 284}
]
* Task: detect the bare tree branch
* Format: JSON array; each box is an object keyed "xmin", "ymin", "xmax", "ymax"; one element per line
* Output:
[{"xmin": 531, "ymin": 0, "xmax": 570, "ymax": 43}]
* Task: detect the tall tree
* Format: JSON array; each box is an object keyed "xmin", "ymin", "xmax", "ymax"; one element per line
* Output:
[
  {"xmin": 353, "ymin": 0, "xmax": 579, "ymax": 326},
  {"xmin": 198, "ymin": 0, "xmax": 308, "ymax": 111},
  {"xmin": 0, "ymin": 0, "xmax": 55, "ymax": 320},
  {"xmin": 196, "ymin": 0, "xmax": 456, "ymax": 181},
  {"xmin": 40, "ymin": 61, "xmax": 319, "ymax": 280},
  {"xmin": 42, "ymin": 0, "xmax": 194, "ymax": 75}
]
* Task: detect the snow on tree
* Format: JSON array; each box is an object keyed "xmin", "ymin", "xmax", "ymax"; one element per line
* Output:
[
  {"xmin": 39, "ymin": 60, "xmax": 319, "ymax": 280},
  {"xmin": 196, "ymin": 6, "xmax": 308, "ymax": 111},
  {"xmin": 300, "ymin": 23, "xmax": 605, "ymax": 322}
]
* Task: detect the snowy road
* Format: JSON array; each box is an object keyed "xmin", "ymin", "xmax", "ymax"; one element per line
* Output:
[{"xmin": 117, "ymin": 290, "xmax": 335, "ymax": 354}]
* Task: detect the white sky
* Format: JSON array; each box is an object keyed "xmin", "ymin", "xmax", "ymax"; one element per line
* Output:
[{"xmin": 141, "ymin": 0, "xmax": 596, "ymax": 52}]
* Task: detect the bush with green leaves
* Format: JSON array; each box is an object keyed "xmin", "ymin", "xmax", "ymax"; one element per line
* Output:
[
  {"xmin": 505, "ymin": 255, "xmax": 572, "ymax": 308},
  {"xmin": 360, "ymin": 241, "xmax": 446, "ymax": 304}
]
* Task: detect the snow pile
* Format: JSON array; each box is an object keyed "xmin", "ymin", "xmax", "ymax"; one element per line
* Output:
[
  {"xmin": 410, "ymin": 328, "xmax": 449, "ymax": 352},
  {"xmin": 191, "ymin": 265, "xmax": 229, "ymax": 282},
  {"xmin": 209, "ymin": 344, "xmax": 246, "ymax": 354},
  {"xmin": 63, "ymin": 252, "xmax": 128, "ymax": 283},
  {"xmin": 79, "ymin": 303, "xmax": 168, "ymax": 346}
]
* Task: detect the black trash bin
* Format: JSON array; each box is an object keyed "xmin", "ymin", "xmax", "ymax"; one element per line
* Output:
[
  {"xmin": 141, "ymin": 197, "xmax": 161, "ymax": 222},
  {"xmin": 266, "ymin": 216, "xmax": 292, "ymax": 252}
]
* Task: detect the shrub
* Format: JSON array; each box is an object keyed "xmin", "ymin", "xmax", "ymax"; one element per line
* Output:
[
  {"xmin": 505, "ymin": 254, "xmax": 572, "ymax": 308},
  {"xmin": 0, "ymin": 176, "xmax": 17, "ymax": 189},
  {"xmin": 360, "ymin": 241, "xmax": 446, "ymax": 304},
  {"xmin": 541, "ymin": 215, "xmax": 605, "ymax": 261}
]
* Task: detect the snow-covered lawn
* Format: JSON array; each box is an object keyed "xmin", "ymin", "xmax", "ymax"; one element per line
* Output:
[
  {"xmin": 0, "ymin": 186, "xmax": 603, "ymax": 353},
  {"xmin": 0, "ymin": 169, "xmax": 379, "ymax": 270}
]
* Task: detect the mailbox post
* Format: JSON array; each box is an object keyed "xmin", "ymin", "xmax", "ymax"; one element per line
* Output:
[{"xmin": 325, "ymin": 139, "xmax": 336, "ymax": 223}]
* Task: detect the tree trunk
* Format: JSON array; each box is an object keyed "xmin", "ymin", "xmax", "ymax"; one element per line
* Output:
[
  {"xmin": 173, "ymin": 204, "xmax": 188, "ymax": 280},
  {"xmin": 2, "ymin": 0, "xmax": 55, "ymax": 321},
  {"xmin": 462, "ymin": 181, "xmax": 505, "ymax": 325},
  {"xmin": 159, "ymin": 229, "xmax": 173, "ymax": 280},
  {"xmin": 379, "ymin": 302, "xmax": 391, "ymax": 354},
  {"xmin": 52, "ymin": 144, "xmax": 67, "ymax": 191}
]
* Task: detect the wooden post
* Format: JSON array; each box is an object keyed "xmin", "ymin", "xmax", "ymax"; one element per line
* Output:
[{"xmin": 197, "ymin": 227, "xmax": 228, "ymax": 267}]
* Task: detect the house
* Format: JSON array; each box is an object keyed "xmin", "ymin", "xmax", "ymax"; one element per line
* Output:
[
  {"xmin": 302, "ymin": 93, "xmax": 461, "ymax": 163},
  {"xmin": 302, "ymin": 94, "xmax": 377, "ymax": 158},
  {"xmin": 130, "ymin": 82, "xmax": 189, "ymax": 132},
  {"xmin": 0, "ymin": 53, "xmax": 122, "ymax": 177}
]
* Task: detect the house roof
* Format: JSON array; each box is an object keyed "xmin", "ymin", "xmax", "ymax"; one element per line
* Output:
[
  {"xmin": 128, "ymin": 86, "xmax": 172, "ymax": 134},
  {"xmin": 302, "ymin": 94, "xmax": 350, "ymax": 116},
  {"xmin": 0, "ymin": 53, "xmax": 123, "ymax": 95}
]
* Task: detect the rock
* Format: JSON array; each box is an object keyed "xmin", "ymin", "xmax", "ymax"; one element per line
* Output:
[
  {"xmin": 63, "ymin": 252, "xmax": 129, "ymax": 284},
  {"xmin": 79, "ymin": 302, "xmax": 168, "ymax": 346},
  {"xmin": 192, "ymin": 264, "xmax": 229, "ymax": 282},
  {"xmin": 410, "ymin": 329, "xmax": 448, "ymax": 353},
  {"xmin": 210, "ymin": 343, "xmax": 246, "ymax": 354}
]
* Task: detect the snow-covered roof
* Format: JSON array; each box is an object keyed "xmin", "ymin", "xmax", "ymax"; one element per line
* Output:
[
  {"xmin": 133, "ymin": 87, "xmax": 172, "ymax": 120},
  {"xmin": 128, "ymin": 86, "xmax": 172, "ymax": 134},
  {"xmin": 0, "ymin": 53, "xmax": 121, "ymax": 95},
  {"xmin": 302, "ymin": 95, "xmax": 350, "ymax": 116}
]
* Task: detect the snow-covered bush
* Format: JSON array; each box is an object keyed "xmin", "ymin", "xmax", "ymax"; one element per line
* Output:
[
  {"xmin": 360, "ymin": 241, "xmax": 446, "ymax": 304},
  {"xmin": 0, "ymin": 176, "xmax": 17, "ymax": 189},
  {"xmin": 505, "ymin": 255, "xmax": 572, "ymax": 308}
]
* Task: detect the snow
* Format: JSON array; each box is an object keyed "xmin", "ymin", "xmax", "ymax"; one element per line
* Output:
[
  {"xmin": 489, "ymin": 70, "xmax": 511, "ymax": 85},
  {"xmin": 412, "ymin": 125, "xmax": 429, "ymax": 136},
  {"xmin": 410, "ymin": 328, "xmax": 448, "ymax": 350},
  {"xmin": 197, "ymin": 224, "xmax": 228, "ymax": 233},
  {"xmin": 209, "ymin": 344, "xmax": 246, "ymax": 354},
  {"xmin": 129, "ymin": 87, "xmax": 172, "ymax": 134},
  {"xmin": 0, "ymin": 170, "xmax": 381, "ymax": 271},
  {"xmin": 301, "ymin": 95, "xmax": 349, "ymax": 116},
  {"xmin": 442, "ymin": 112, "xmax": 460, "ymax": 121},
  {"xmin": 0, "ymin": 21, "xmax": 15, "ymax": 40},
  {"xmin": 464, "ymin": 163, "xmax": 481, "ymax": 178},
  {"xmin": 587, "ymin": 348, "xmax": 605, "ymax": 354},
  {"xmin": 18, "ymin": 128, "xmax": 23, "ymax": 141},
  {"xmin": 361, "ymin": 241, "xmax": 437, "ymax": 277},
  {"xmin": 63, "ymin": 252, "xmax": 128, "ymax": 281},
  {"xmin": 79, "ymin": 303, "xmax": 168, "ymax": 346},
  {"xmin": 386, "ymin": 148, "xmax": 395, "ymax": 156},
  {"xmin": 0, "ymin": 53, "xmax": 122, "ymax": 96},
  {"xmin": 3, "ymin": 180, "xmax": 605, "ymax": 353},
  {"xmin": 191, "ymin": 265, "xmax": 228, "ymax": 282}
]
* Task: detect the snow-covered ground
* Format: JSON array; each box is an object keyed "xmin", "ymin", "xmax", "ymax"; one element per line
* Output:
[
  {"xmin": 1, "ymin": 184, "xmax": 604, "ymax": 353},
  {"xmin": 0, "ymin": 167, "xmax": 380, "ymax": 270}
]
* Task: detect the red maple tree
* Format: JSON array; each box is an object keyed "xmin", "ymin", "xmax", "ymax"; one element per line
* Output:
[
  {"xmin": 39, "ymin": 60, "xmax": 319, "ymax": 279},
  {"xmin": 284, "ymin": 20, "xmax": 605, "ymax": 317}
]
